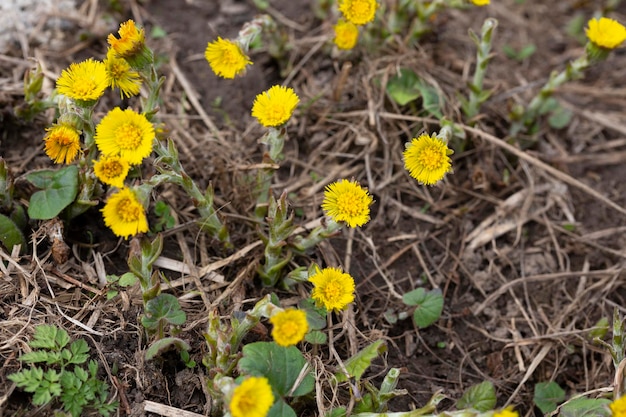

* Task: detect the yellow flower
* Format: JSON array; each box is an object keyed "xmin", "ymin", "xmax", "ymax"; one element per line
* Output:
[
  {"xmin": 104, "ymin": 48, "xmax": 142, "ymax": 98},
  {"xmin": 229, "ymin": 376, "xmax": 274, "ymax": 417},
  {"xmin": 270, "ymin": 309, "xmax": 308, "ymax": 347},
  {"xmin": 586, "ymin": 17, "xmax": 626, "ymax": 50},
  {"xmin": 322, "ymin": 179, "xmax": 373, "ymax": 228},
  {"xmin": 251, "ymin": 85, "xmax": 300, "ymax": 128},
  {"xmin": 403, "ymin": 133, "xmax": 454, "ymax": 185},
  {"xmin": 56, "ymin": 59, "xmax": 108, "ymax": 104},
  {"xmin": 43, "ymin": 124, "xmax": 81, "ymax": 164},
  {"xmin": 334, "ymin": 20, "xmax": 359, "ymax": 50},
  {"xmin": 493, "ymin": 407, "xmax": 518, "ymax": 417},
  {"xmin": 101, "ymin": 188, "xmax": 149, "ymax": 238},
  {"xmin": 309, "ymin": 267, "xmax": 355, "ymax": 312},
  {"xmin": 205, "ymin": 37, "xmax": 252, "ymax": 79},
  {"xmin": 94, "ymin": 155, "xmax": 130, "ymax": 188},
  {"xmin": 470, "ymin": 0, "xmax": 490, "ymax": 6},
  {"xmin": 610, "ymin": 395, "xmax": 626, "ymax": 417},
  {"xmin": 94, "ymin": 107, "xmax": 154, "ymax": 165},
  {"xmin": 339, "ymin": 0, "xmax": 378, "ymax": 26},
  {"xmin": 107, "ymin": 20, "xmax": 150, "ymax": 68}
]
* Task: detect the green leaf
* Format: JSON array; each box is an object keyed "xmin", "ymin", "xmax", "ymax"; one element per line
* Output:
[
  {"xmin": 457, "ymin": 381, "xmax": 496, "ymax": 412},
  {"xmin": 27, "ymin": 166, "xmax": 78, "ymax": 220},
  {"xmin": 559, "ymin": 397, "xmax": 611, "ymax": 417},
  {"xmin": 145, "ymin": 337, "xmax": 191, "ymax": 361},
  {"xmin": 403, "ymin": 288, "xmax": 444, "ymax": 329},
  {"xmin": 268, "ymin": 399, "xmax": 297, "ymax": 417},
  {"xmin": 28, "ymin": 325, "xmax": 62, "ymax": 350},
  {"xmin": 141, "ymin": 293, "xmax": 186, "ymax": 331},
  {"xmin": 336, "ymin": 340, "xmax": 386, "ymax": 383},
  {"xmin": 118, "ymin": 272, "xmax": 138, "ymax": 287},
  {"xmin": 538, "ymin": 97, "xmax": 559, "ymax": 115},
  {"xmin": 150, "ymin": 25, "xmax": 167, "ymax": 39},
  {"xmin": 298, "ymin": 298, "xmax": 326, "ymax": 330},
  {"xmin": 304, "ymin": 330, "xmax": 327, "ymax": 345},
  {"xmin": 589, "ymin": 317, "xmax": 609, "ymax": 340},
  {"xmin": 238, "ymin": 341, "xmax": 315, "ymax": 397},
  {"xmin": 20, "ymin": 350, "xmax": 54, "ymax": 364},
  {"xmin": 68, "ymin": 339, "xmax": 90, "ymax": 365},
  {"xmin": 534, "ymin": 381, "xmax": 566, "ymax": 414},
  {"xmin": 548, "ymin": 106, "xmax": 573, "ymax": 130},
  {"xmin": 386, "ymin": 68, "xmax": 422, "ymax": 106},
  {"xmin": 0, "ymin": 213, "xmax": 26, "ymax": 253},
  {"xmin": 55, "ymin": 328, "xmax": 71, "ymax": 350},
  {"xmin": 415, "ymin": 80, "xmax": 443, "ymax": 119}
]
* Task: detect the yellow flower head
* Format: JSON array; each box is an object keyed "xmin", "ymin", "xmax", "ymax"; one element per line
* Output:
[
  {"xmin": 251, "ymin": 85, "xmax": 300, "ymax": 127},
  {"xmin": 104, "ymin": 48, "xmax": 142, "ymax": 98},
  {"xmin": 586, "ymin": 17, "xmax": 626, "ymax": 50},
  {"xmin": 610, "ymin": 395, "xmax": 626, "ymax": 417},
  {"xmin": 43, "ymin": 124, "xmax": 81, "ymax": 164},
  {"xmin": 229, "ymin": 376, "xmax": 275, "ymax": 417},
  {"xmin": 339, "ymin": 0, "xmax": 378, "ymax": 26},
  {"xmin": 56, "ymin": 59, "xmax": 108, "ymax": 104},
  {"xmin": 470, "ymin": 0, "xmax": 490, "ymax": 6},
  {"xmin": 107, "ymin": 20, "xmax": 146, "ymax": 61},
  {"xmin": 270, "ymin": 309, "xmax": 309, "ymax": 347},
  {"xmin": 309, "ymin": 267, "xmax": 355, "ymax": 312},
  {"xmin": 322, "ymin": 179, "xmax": 373, "ymax": 228},
  {"xmin": 94, "ymin": 107, "xmax": 154, "ymax": 165},
  {"xmin": 101, "ymin": 188, "xmax": 149, "ymax": 239},
  {"xmin": 94, "ymin": 155, "xmax": 130, "ymax": 188},
  {"xmin": 403, "ymin": 133, "xmax": 454, "ymax": 185},
  {"xmin": 493, "ymin": 407, "xmax": 519, "ymax": 417},
  {"xmin": 334, "ymin": 20, "xmax": 359, "ymax": 50},
  {"xmin": 205, "ymin": 37, "xmax": 252, "ymax": 79}
]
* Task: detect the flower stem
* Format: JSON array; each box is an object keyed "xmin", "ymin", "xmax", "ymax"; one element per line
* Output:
[
  {"xmin": 152, "ymin": 139, "xmax": 231, "ymax": 246},
  {"xmin": 255, "ymin": 127, "xmax": 287, "ymax": 219},
  {"xmin": 509, "ymin": 54, "xmax": 589, "ymax": 136},
  {"xmin": 464, "ymin": 18, "xmax": 498, "ymax": 120}
]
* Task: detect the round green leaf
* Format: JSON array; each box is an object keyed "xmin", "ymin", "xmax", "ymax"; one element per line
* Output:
[
  {"xmin": 0, "ymin": 213, "xmax": 26, "ymax": 253},
  {"xmin": 27, "ymin": 166, "xmax": 78, "ymax": 220},
  {"xmin": 409, "ymin": 288, "xmax": 444, "ymax": 329}
]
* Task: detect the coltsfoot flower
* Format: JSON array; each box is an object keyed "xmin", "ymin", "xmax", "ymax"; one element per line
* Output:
[
  {"xmin": 270, "ymin": 309, "xmax": 308, "ymax": 347},
  {"xmin": 470, "ymin": 0, "xmax": 490, "ymax": 6},
  {"xmin": 56, "ymin": 59, "xmax": 108, "ymax": 105},
  {"xmin": 107, "ymin": 20, "xmax": 151, "ymax": 68},
  {"xmin": 94, "ymin": 107, "xmax": 154, "ymax": 165},
  {"xmin": 104, "ymin": 48, "xmax": 142, "ymax": 98},
  {"xmin": 322, "ymin": 179, "xmax": 373, "ymax": 228},
  {"xmin": 101, "ymin": 188, "xmax": 149, "ymax": 238},
  {"xmin": 586, "ymin": 17, "xmax": 626, "ymax": 50},
  {"xmin": 610, "ymin": 395, "xmax": 626, "ymax": 417},
  {"xmin": 493, "ymin": 407, "xmax": 518, "ymax": 417},
  {"xmin": 229, "ymin": 376, "xmax": 274, "ymax": 417},
  {"xmin": 403, "ymin": 133, "xmax": 454, "ymax": 185},
  {"xmin": 334, "ymin": 20, "xmax": 359, "ymax": 50},
  {"xmin": 339, "ymin": 0, "xmax": 378, "ymax": 26},
  {"xmin": 43, "ymin": 123, "xmax": 81, "ymax": 164},
  {"xmin": 309, "ymin": 267, "xmax": 355, "ymax": 312},
  {"xmin": 94, "ymin": 155, "xmax": 130, "ymax": 188},
  {"xmin": 251, "ymin": 85, "xmax": 300, "ymax": 127},
  {"xmin": 205, "ymin": 37, "xmax": 252, "ymax": 79}
]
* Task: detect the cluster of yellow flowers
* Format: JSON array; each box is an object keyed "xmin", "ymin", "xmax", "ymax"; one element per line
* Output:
[
  {"xmin": 46, "ymin": 20, "xmax": 153, "ymax": 239},
  {"xmin": 333, "ymin": 0, "xmax": 378, "ymax": 50}
]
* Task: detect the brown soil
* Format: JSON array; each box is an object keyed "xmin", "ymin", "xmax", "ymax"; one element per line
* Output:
[{"xmin": 2, "ymin": 0, "xmax": 626, "ymax": 416}]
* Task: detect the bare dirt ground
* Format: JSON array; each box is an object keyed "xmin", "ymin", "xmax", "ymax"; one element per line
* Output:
[{"xmin": 1, "ymin": 0, "xmax": 626, "ymax": 416}]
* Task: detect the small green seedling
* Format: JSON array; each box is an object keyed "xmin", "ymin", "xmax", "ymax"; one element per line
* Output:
[{"xmin": 8, "ymin": 324, "xmax": 117, "ymax": 417}]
